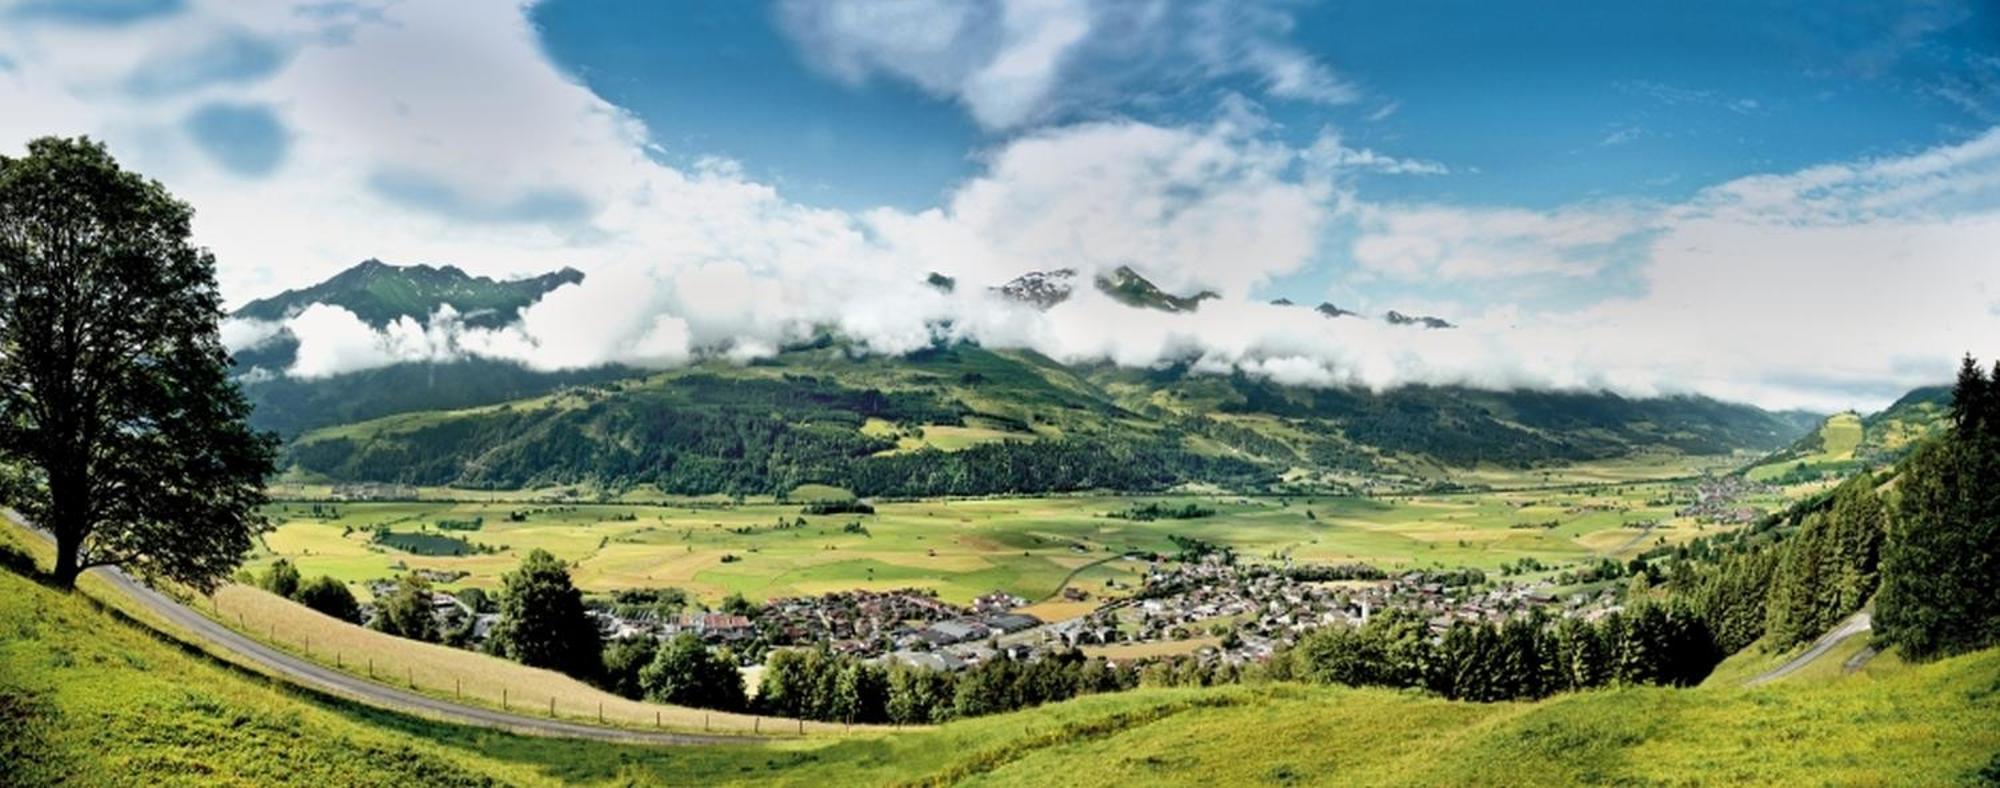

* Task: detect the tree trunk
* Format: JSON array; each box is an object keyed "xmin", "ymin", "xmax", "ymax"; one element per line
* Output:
[{"xmin": 52, "ymin": 530, "xmax": 81, "ymax": 588}]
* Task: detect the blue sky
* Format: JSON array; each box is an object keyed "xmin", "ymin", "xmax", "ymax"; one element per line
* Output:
[
  {"xmin": 534, "ymin": 0, "xmax": 1996, "ymax": 214},
  {"xmin": 2, "ymin": 0, "xmax": 1998, "ymax": 410}
]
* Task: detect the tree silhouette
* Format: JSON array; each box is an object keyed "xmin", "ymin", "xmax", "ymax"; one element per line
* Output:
[{"xmin": 0, "ymin": 137, "xmax": 275, "ymax": 590}]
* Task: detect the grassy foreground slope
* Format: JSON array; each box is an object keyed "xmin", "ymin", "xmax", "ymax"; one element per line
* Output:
[{"xmin": 6, "ymin": 558, "xmax": 1998, "ymax": 786}]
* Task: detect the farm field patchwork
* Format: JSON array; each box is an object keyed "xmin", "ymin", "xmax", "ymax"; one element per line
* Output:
[{"xmin": 252, "ymin": 475, "xmax": 1755, "ymax": 607}]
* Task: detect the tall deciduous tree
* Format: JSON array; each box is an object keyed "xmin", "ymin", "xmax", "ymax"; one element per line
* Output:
[
  {"xmin": 0, "ymin": 137, "xmax": 275, "ymax": 590},
  {"xmin": 638, "ymin": 633, "xmax": 745, "ymax": 711},
  {"xmin": 491, "ymin": 549, "xmax": 601, "ymax": 679},
  {"xmin": 372, "ymin": 572, "xmax": 438, "ymax": 642}
]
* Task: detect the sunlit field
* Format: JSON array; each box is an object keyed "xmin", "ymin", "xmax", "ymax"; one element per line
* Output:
[{"xmin": 252, "ymin": 468, "xmax": 1774, "ymax": 606}]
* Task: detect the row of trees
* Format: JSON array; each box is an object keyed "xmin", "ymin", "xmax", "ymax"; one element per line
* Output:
[
  {"xmin": 754, "ymin": 646, "xmax": 1141, "ymax": 724},
  {"xmin": 1278, "ymin": 603, "xmax": 1717, "ymax": 702},
  {"xmin": 1762, "ymin": 476, "xmax": 1885, "ymax": 649}
]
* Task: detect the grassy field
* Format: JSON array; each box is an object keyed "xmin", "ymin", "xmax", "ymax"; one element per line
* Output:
[
  {"xmin": 5, "ymin": 558, "xmax": 1996, "ymax": 786},
  {"xmin": 1747, "ymin": 412, "xmax": 1865, "ymax": 482},
  {"xmin": 204, "ymin": 582, "xmax": 851, "ymax": 735},
  {"xmin": 0, "ymin": 516, "xmax": 848, "ymax": 738},
  {"xmin": 250, "ymin": 479, "xmax": 1745, "ymax": 607}
]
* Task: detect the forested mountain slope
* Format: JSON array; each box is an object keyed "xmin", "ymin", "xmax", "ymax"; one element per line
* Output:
[
  {"xmin": 281, "ymin": 343, "xmax": 1814, "ymax": 495},
  {"xmin": 236, "ymin": 261, "xmax": 1820, "ymax": 495}
]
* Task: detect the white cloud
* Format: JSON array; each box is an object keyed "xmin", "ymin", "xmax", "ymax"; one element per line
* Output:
[
  {"xmin": 1350, "ymin": 202, "xmax": 1654, "ymax": 282},
  {"xmin": 777, "ymin": 0, "xmax": 1355, "ymax": 131},
  {"xmin": 869, "ymin": 118, "xmax": 1336, "ymax": 298},
  {"xmin": 5, "ymin": 0, "xmax": 1998, "ymax": 413}
]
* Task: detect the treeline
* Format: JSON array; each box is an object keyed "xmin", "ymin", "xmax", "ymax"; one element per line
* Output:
[
  {"xmin": 840, "ymin": 440, "xmax": 1268, "ymax": 498},
  {"xmin": 1277, "ymin": 604, "xmax": 1717, "ymax": 702},
  {"xmin": 1108, "ymin": 502, "xmax": 1216, "ymax": 521},
  {"xmin": 1877, "ymin": 356, "xmax": 2000, "ymax": 660},
  {"xmin": 758, "ymin": 647, "xmax": 1138, "ymax": 724},
  {"xmin": 1218, "ymin": 376, "xmax": 1806, "ymax": 467},
  {"xmin": 1659, "ymin": 353, "xmax": 2000, "ymax": 664}
]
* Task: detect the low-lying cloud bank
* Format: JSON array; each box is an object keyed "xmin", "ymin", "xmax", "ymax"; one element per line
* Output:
[{"xmin": 3, "ymin": 0, "xmax": 1996, "ymax": 413}]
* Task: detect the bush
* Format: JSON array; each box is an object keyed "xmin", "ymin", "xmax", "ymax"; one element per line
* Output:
[
  {"xmin": 294, "ymin": 576, "xmax": 360, "ymax": 623},
  {"xmin": 261, "ymin": 560, "xmax": 301, "ymax": 598},
  {"xmin": 599, "ymin": 637, "xmax": 660, "ymax": 700}
]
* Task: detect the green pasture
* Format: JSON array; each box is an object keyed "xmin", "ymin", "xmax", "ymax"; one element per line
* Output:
[
  {"xmin": 5, "ymin": 557, "xmax": 1996, "ymax": 787},
  {"xmin": 1747, "ymin": 412, "xmax": 1865, "ymax": 482},
  {"xmin": 252, "ymin": 480, "xmax": 1731, "ymax": 606}
]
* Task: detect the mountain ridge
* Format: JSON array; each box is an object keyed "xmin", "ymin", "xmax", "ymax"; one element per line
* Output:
[{"xmin": 232, "ymin": 261, "xmax": 1826, "ymax": 494}]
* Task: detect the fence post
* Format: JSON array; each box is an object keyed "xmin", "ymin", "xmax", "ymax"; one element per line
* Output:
[
  {"xmin": 598, "ymin": 702, "xmax": 603, "ymax": 723},
  {"xmin": 503, "ymin": 688, "xmax": 508, "ymax": 710},
  {"xmin": 456, "ymin": 678, "xmax": 461, "ymax": 698},
  {"xmin": 657, "ymin": 711, "xmax": 662, "ymax": 729},
  {"xmin": 550, "ymin": 697, "xmax": 555, "ymax": 717},
  {"xmin": 368, "ymin": 658, "xmax": 373, "ymax": 678},
  {"xmin": 754, "ymin": 718, "xmax": 760, "ymax": 733}
]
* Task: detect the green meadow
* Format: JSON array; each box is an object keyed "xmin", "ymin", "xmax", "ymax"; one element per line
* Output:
[
  {"xmin": 4, "ymin": 560, "xmax": 1995, "ymax": 787},
  {"xmin": 1747, "ymin": 412, "xmax": 1866, "ymax": 482},
  {"xmin": 254, "ymin": 478, "xmax": 1743, "ymax": 605}
]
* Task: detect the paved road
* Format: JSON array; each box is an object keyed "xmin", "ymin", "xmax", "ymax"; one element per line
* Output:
[
  {"xmin": 7, "ymin": 513, "xmax": 765, "ymax": 746},
  {"xmin": 1745, "ymin": 610, "xmax": 1873, "ymax": 687}
]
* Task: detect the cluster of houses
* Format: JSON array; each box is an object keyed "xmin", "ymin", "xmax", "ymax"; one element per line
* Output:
[
  {"xmin": 328, "ymin": 482, "xmax": 419, "ymax": 501},
  {"xmin": 553, "ymin": 586, "xmax": 1048, "ymax": 666},
  {"xmin": 362, "ymin": 578, "xmax": 498, "ymax": 640},
  {"xmin": 358, "ymin": 555, "xmax": 1631, "ymax": 677},
  {"xmin": 1675, "ymin": 474, "xmax": 1770, "ymax": 524},
  {"xmin": 1036, "ymin": 559, "xmax": 1618, "ymax": 667}
]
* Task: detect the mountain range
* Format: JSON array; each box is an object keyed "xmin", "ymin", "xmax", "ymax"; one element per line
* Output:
[{"xmin": 231, "ymin": 261, "xmax": 1840, "ymax": 495}]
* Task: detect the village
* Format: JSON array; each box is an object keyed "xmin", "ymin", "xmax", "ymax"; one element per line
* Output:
[{"xmin": 350, "ymin": 550, "xmax": 1626, "ymax": 677}]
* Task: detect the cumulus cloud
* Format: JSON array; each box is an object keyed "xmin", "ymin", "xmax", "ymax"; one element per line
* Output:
[
  {"xmin": 6, "ymin": 0, "xmax": 1999, "ymax": 413},
  {"xmin": 777, "ymin": 0, "xmax": 1356, "ymax": 131},
  {"xmin": 868, "ymin": 118, "xmax": 1336, "ymax": 297}
]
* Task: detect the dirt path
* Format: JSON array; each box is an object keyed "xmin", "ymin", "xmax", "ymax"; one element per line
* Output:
[{"xmin": 1745, "ymin": 610, "xmax": 1872, "ymax": 687}]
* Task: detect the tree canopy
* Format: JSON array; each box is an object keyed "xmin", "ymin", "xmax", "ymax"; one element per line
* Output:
[
  {"xmin": 491, "ymin": 549, "xmax": 601, "ymax": 680},
  {"xmin": 0, "ymin": 136, "xmax": 275, "ymax": 590},
  {"xmin": 1877, "ymin": 355, "xmax": 2000, "ymax": 660},
  {"xmin": 637, "ymin": 634, "xmax": 745, "ymax": 711}
]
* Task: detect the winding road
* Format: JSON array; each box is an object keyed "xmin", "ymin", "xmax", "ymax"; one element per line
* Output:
[
  {"xmin": 7, "ymin": 513, "xmax": 765, "ymax": 746},
  {"xmin": 1745, "ymin": 610, "xmax": 1873, "ymax": 687}
]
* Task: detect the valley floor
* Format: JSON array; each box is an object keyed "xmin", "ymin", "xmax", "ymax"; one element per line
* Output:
[{"xmin": 4, "ymin": 553, "xmax": 1996, "ymax": 787}]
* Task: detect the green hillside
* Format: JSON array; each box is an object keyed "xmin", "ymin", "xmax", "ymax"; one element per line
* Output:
[
  {"xmin": 229, "ymin": 261, "xmax": 586, "ymax": 376},
  {"xmin": 234, "ymin": 259, "xmax": 583, "ymax": 329},
  {"xmin": 1860, "ymin": 384, "xmax": 1953, "ymax": 458},
  {"xmin": 4, "ymin": 559, "xmax": 1995, "ymax": 786},
  {"xmin": 279, "ymin": 343, "xmax": 1814, "ymax": 496},
  {"xmin": 1747, "ymin": 385, "xmax": 1953, "ymax": 482}
]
